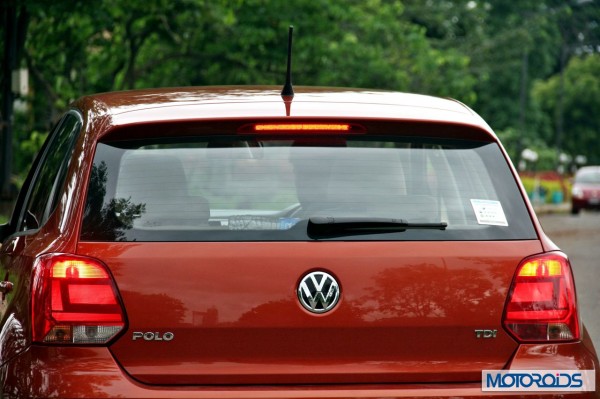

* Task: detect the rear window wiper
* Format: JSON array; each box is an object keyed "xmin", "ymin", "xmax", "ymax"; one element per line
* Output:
[{"xmin": 307, "ymin": 217, "xmax": 447, "ymax": 238}]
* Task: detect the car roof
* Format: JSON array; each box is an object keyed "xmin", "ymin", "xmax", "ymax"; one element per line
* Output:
[
  {"xmin": 577, "ymin": 165, "xmax": 600, "ymax": 172},
  {"xmin": 576, "ymin": 166, "xmax": 600, "ymax": 175},
  {"xmin": 72, "ymin": 86, "xmax": 495, "ymax": 138}
]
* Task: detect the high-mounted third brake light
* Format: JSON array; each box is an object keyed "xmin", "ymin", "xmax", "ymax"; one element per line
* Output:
[
  {"xmin": 255, "ymin": 124, "xmax": 351, "ymax": 131},
  {"xmin": 238, "ymin": 123, "xmax": 366, "ymax": 134},
  {"xmin": 31, "ymin": 254, "xmax": 125, "ymax": 344},
  {"xmin": 503, "ymin": 252, "xmax": 579, "ymax": 342}
]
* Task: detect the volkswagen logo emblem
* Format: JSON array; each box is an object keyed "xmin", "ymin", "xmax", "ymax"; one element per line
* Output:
[{"xmin": 297, "ymin": 271, "xmax": 341, "ymax": 314}]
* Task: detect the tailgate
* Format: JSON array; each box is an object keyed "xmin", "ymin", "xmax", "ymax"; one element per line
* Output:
[{"xmin": 77, "ymin": 240, "xmax": 542, "ymax": 385}]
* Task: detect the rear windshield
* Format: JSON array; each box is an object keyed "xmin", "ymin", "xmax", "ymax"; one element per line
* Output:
[{"xmin": 81, "ymin": 135, "xmax": 536, "ymax": 241}]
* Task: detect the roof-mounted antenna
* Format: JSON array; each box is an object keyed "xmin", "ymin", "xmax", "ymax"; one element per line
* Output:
[{"xmin": 281, "ymin": 26, "xmax": 294, "ymax": 97}]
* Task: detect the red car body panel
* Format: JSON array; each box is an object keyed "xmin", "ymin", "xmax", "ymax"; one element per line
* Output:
[
  {"xmin": 76, "ymin": 240, "xmax": 541, "ymax": 385},
  {"xmin": 77, "ymin": 87, "xmax": 493, "ymax": 128},
  {"xmin": 2, "ymin": 343, "xmax": 599, "ymax": 398},
  {"xmin": 0, "ymin": 87, "xmax": 597, "ymax": 397}
]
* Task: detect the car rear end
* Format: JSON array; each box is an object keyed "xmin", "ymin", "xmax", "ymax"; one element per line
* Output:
[
  {"xmin": 2, "ymin": 88, "xmax": 598, "ymax": 398},
  {"xmin": 572, "ymin": 166, "xmax": 600, "ymax": 214}
]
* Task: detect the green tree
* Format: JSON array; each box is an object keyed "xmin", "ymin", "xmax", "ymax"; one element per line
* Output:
[
  {"xmin": 532, "ymin": 54, "xmax": 600, "ymax": 164},
  {"xmin": 404, "ymin": 0, "xmax": 599, "ymax": 166},
  {"xmin": 21, "ymin": 0, "xmax": 443, "ymax": 122}
]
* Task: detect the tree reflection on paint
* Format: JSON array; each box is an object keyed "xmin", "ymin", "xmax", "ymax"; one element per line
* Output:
[
  {"xmin": 3, "ymin": 348, "xmax": 123, "ymax": 398},
  {"xmin": 357, "ymin": 263, "xmax": 505, "ymax": 321}
]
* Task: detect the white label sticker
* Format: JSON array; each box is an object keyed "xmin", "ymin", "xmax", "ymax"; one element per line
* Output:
[{"xmin": 470, "ymin": 199, "xmax": 508, "ymax": 226}]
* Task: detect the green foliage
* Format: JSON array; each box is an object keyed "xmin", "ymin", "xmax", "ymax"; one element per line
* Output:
[
  {"xmin": 21, "ymin": 0, "xmax": 478, "ymax": 110},
  {"xmin": 496, "ymin": 127, "xmax": 560, "ymax": 171},
  {"xmin": 532, "ymin": 54, "xmax": 600, "ymax": 164},
  {"xmin": 14, "ymin": 130, "xmax": 47, "ymax": 186}
]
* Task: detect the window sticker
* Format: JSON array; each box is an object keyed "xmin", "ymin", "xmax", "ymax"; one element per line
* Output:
[{"xmin": 470, "ymin": 199, "xmax": 508, "ymax": 226}]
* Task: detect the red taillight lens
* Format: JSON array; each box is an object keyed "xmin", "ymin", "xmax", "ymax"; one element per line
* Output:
[
  {"xmin": 503, "ymin": 252, "xmax": 579, "ymax": 342},
  {"xmin": 31, "ymin": 254, "xmax": 125, "ymax": 344}
]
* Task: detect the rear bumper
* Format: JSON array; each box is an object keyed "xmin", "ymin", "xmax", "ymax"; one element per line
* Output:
[
  {"xmin": 2, "ymin": 345, "xmax": 599, "ymax": 399},
  {"xmin": 572, "ymin": 197, "xmax": 600, "ymax": 210}
]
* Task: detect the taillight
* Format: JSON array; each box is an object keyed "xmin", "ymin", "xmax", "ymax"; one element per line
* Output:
[
  {"xmin": 31, "ymin": 253, "xmax": 126, "ymax": 344},
  {"xmin": 503, "ymin": 252, "xmax": 579, "ymax": 342}
]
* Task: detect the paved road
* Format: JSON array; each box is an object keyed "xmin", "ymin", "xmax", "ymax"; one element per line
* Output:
[{"xmin": 538, "ymin": 211, "xmax": 600, "ymax": 351}]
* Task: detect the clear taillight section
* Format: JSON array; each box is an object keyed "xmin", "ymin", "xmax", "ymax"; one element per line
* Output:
[
  {"xmin": 503, "ymin": 252, "xmax": 579, "ymax": 342},
  {"xmin": 31, "ymin": 254, "xmax": 125, "ymax": 344}
]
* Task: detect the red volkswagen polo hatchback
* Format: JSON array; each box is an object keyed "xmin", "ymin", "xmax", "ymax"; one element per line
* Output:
[{"xmin": 0, "ymin": 87, "xmax": 598, "ymax": 398}]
